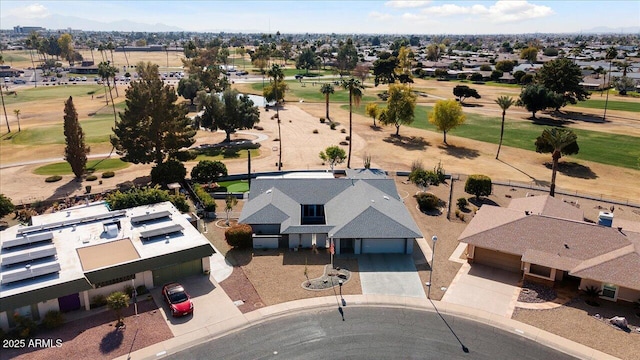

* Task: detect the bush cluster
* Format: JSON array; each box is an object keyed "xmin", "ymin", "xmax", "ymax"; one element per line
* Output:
[
  {"xmin": 151, "ymin": 160, "xmax": 186, "ymax": 185},
  {"xmin": 464, "ymin": 174, "xmax": 492, "ymax": 200},
  {"xmin": 456, "ymin": 197, "xmax": 468, "ymax": 209},
  {"xmin": 194, "ymin": 184, "xmax": 216, "ymax": 212},
  {"xmin": 106, "ymin": 186, "xmax": 190, "ymax": 212},
  {"xmin": 415, "ymin": 193, "xmax": 442, "ymax": 212},
  {"xmin": 191, "ymin": 160, "xmax": 228, "ymax": 183},
  {"xmin": 42, "ymin": 310, "xmax": 64, "ymax": 329},
  {"xmin": 225, "ymin": 223, "xmax": 253, "ymax": 248},
  {"xmin": 101, "ymin": 171, "xmax": 115, "ymax": 178},
  {"xmin": 91, "ymin": 294, "xmax": 107, "ymax": 308},
  {"xmin": 330, "ymin": 123, "xmax": 337, "ymax": 130},
  {"xmin": 45, "ymin": 175, "xmax": 62, "ymax": 183},
  {"xmin": 86, "ymin": 175, "xmax": 98, "ymax": 181}
]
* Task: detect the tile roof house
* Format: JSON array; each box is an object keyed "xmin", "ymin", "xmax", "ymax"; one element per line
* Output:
[
  {"xmin": 0, "ymin": 201, "xmax": 214, "ymax": 331},
  {"xmin": 458, "ymin": 195, "xmax": 640, "ymax": 303},
  {"xmin": 239, "ymin": 171, "xmax": 422, "ymax": 254}
]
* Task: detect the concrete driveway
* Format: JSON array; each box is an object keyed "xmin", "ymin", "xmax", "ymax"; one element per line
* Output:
[
  {"xmin": 357, "ymin": 254, "xmax": 426, "ymax": 298},
  {"xmin": 441, "ymin": 263, "xmax": 520, "ymax": 317}
]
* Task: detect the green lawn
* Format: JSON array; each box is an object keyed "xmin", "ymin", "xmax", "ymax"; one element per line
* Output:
[
  {"xmin": 216, "ymin": 180, "xmax": 249, "ymax": 193},
  {"xmin": 33, "ymin": 158, "xmax": 130, "ymax": 175},
  {"xmin": 2, "ymin": 85, "xmax": 104, "ymax": 105},
  {"xmin": 1, "ymin": 53, "xmax": 30, "ymax": 62},
  {"xmin": 345, "ymin": 104, "xmax": 640, "ymax": 169},
  {"xmin": 10, "ymin": 114, "xmax": 118, "ymax": 145},
  {"xmin": 571, "ymin": 99, "xmax": 640, "ymax": 112}
]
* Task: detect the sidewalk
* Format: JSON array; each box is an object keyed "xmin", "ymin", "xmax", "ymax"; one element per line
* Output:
[{"xmin": 113, "ymin": 294, "xmax": 617, "ymax": 360}]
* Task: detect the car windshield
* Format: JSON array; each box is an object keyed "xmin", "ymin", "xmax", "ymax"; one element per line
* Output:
[{"xmin": 169, "ymin": 291, "xmax": 188, "ymax": 303}]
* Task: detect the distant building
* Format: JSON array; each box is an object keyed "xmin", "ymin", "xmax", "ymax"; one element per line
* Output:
[{"xmin": 13, "ymin": 26, "xmax": 46, "ymax": 34}]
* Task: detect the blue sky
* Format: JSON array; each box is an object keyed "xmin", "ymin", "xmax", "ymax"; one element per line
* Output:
[{"xmin": 1, "ymin": 1, "xmax": 639, "ymax": 34}]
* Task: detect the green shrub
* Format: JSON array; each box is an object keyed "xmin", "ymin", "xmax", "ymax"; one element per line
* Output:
[
  {"xmin": 105, "ymin": 186, "xmax": 190, "ymax": 212},
  {"xmin": 136, "ymin": 285, "xmax": 149, "ymax": 295},
  {"xmin": 91, "ymin": 294, "xmax": 107, "ymax": 308},
  {"xmin": 320, "ymin": 117, "xmax": 326, "ymax": 123},
  {"xmin": 464, "ymin": 174, "xmax": 492, "ymax": 200},
  {"xmin": 123, "ymin": 285, "xmax": 134, "ymax": 298},
  {"xmin": 85, "ymin": 185, "xmax": 92, "ymax": 193},
  {"xmin": 45, "ymin": 175, "xmax": 62, "ymax": 183},
  {"xmin": 191, "ymin": 160, "xmax": 228, "ymax": 183},
  {"xmin": 457, "ymin": 197, "xmax": 468, "ymax": 209},
  {"xmin": 171, "ymin": 150, "xmax": 198, "ymax": 162},
  {"xmin": 106, "ymin": 291, "xmax": 130, "ymax": 325},
  {"xmin": 330, "ymin": 123, "xmax": 337, "ymax": 130},
  {"xmin": 13, "ymin": 314, "xmax": 37, "ymax": 339},
  {"xmin": 42, "ymin": 310, "xmax": 64, "ymax": 329},
  {"xmin": 313, "ymin": 129, "xmax": 319, "ymax": 134},
  {"xmin": 86, "ymin": 175, "xmax": 98, "ymax": 181},
  {"xmin": 101, "ymin": 171, "xmax": 115, "ymax": 178},
  {"xmin": 340, "ymin": 128, "xmax": 346, "ymax": 133},
  {"xmin": 0, "ymin": 194, "xmax": 15, "ymax": 217},
  {"xmin": 225, "ymin": 223, "xmax": 253, "ymax": 248},
  {"xmin": 415, "ymin": 192, "xmax": 441, "ymax": 212},
  {"xmin": 151, "ymin": 160, "xmax": 186, "ymax": 185},
  {"xmin": 194, "ymin": 184, "xmax": 216, "ymax": 212}
]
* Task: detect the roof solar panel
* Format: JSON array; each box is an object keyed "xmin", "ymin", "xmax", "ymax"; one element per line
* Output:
[
  {"xmin": 139, "ymin": 224, "xmax": 184, "ymax": 240},
  {"xmin": 131, "ymin": 210, "xmax": 172, "ymax": 224},
  {"xmin": 1, "ymin": 262, "xmax": 61, "ymax": 284},
  {"xmin": 2, "ymin": 232, "xmax": 53, "ymax": 249},
  {"xmin": 1, "ymin": 244, "xmax": 57, "ymax": 266}
]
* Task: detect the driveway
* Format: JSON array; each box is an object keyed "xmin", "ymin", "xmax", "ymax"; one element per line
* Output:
[
  {"xmin": 357, "ymin": 254, "xmax": 426, "ymax": 298},
  {"xmin": 441, "ymin": 263, "xmax": 520, "ymax": 317}
]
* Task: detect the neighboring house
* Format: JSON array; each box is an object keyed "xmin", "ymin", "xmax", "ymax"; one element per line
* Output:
[
  {"xmin": 458, "ymin": 195, "xmax": 640, "ymax": 303},
  {"xmin": 0, "ymin": 201, "xmax": 214, "ymax": 331},
  {"xmin": 239, "ymin": 170, "xmax": 422, "ymax": 255}
]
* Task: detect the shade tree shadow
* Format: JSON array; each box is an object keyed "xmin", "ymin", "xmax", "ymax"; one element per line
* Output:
[
  {"xmin": 46, "ymin": 178, "xmax": 84, "ymax": 202},
  {"xmin": 529, "ymin": 115, "xmax": 571, "ymax": 126},
  {"xmin": 438, "ymin": 144, "xmax": 479, "ymax": 159},
  {"xmin": 99, "ymin": 328, "xmax": 124, "ymax": 354},
  {"xmin": 468, "ymin": 197, "xmax": 499, "ymax": 208},
  {"xmin": 383, "ymin": 135, "xmax": 429, "ymax": 150},
  {"xmin": 544, "ymin": 161, "xmax": 598, "ymax": 179},
  {"xmin": 555, "ymin": 111, "xmax": 607, "ymax": 124}
]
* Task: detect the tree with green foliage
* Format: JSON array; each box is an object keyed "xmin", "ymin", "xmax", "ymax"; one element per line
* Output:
[
  {"xmin": 198, "ymin": 88, "xmax": 260, "ymax": 143},
  {"xmin": 520, "ymin": 47, "xmax": 538, "ymax": 63},
  {"xmin": 517, "ymin": 84, "xmax": 562, "ymax": 119},
  {"xmin": 535, "ymin": 128, "xmax": 579, "ymax": 197},
  {"xmin": 177, "ymin": 77, "xmax": 202, "ymax": 106},
  {"xmin": 536, "ymin": 57, "xmax": 589, "ymax": 109},
  {"xmin": 112, "ymin": 62, "xmax": 196, "ymax": 164},
  {"xmin": 341, "ymin": 78, "xmax": 364, "ymax": 168},
  {"xmin": 63, "ymin": 97, "xmax": 89, "ymax": 179},
  {"xmin": 225, "ymin": 195, "xmax": 238, "ymax": 226},
  {"xmin": 225, "ymin": 223, "xmax": 253, "ymax": 248},
  {"xmin": 150, "ymin": 159, "xmax": 186, "ymax": 186},
  {"xmin": 320, "ymin": 83, "xmax": 334, "ymax": 121},
  {"xmin": 495, "ymin": 96, "xmax": 515, "ymax": 159},
  {"xmin": 0, "ymin": 194, "xmax": 15, "ymax": 217},
  {"xmin": 191, "ymin": 160, "xmax": 228, "ymax": 183},
  {"xmin": 426, "ymin": 43, "xmax": 446, "ymax": 61},
  {"xmin": 296, "ymin": 48, "xmax": 318, "ymax": 74},
  {"xmin": 372, "ymin": 52, "xmax": 397, "ymax": 86},
  {"xmin": 365, "ymin": 103, "xmax": 380, "ymax": 128},
  {"xmin": 336, "ymin": 38, "xmax": 358, "ymax": 74},
  {"xmin": 106, "ymin": 186, "xmax": 190, "ymax": 212},
  {"xmin": 267, "ymin": 64, "xmax": 285, "ymax": 170},
  {"xmin": 429, "ymin": 99, "xmax": 465, "ymax": 145},
  {"xmin": 464, "ymin": 174, "xmax": 492, "ymax": 200},
  {"xmin": 453, "ymin": 85, "xmax": 481, "ymax": 104},
  {"xmin": 106, "ymin": 291, "xmax": 129, "ymax": 326},
  {"xmin": 495, "ymin": 60, "xmax": 516, "ymax": 73},
  {"xmin": 319, "ymin": 145, "xmax": 347, "ymax": 172},
  {"xmin": 395, "ymin": 46, "xmax": 414, "ymax": 84},
  {"xmin": 379, "ymin": 83, "xmax": 417, "ymax": 136},
  {"xmin": 490, "ymin": 70, "xmax": 504, "ymax": 81},
  {"xmin": 182, "ymin": 48, "xmax": 225, "ymax": 92},
  {"xmin": 57, "ymin": 33, "xmax": 74, "ymax": 63}
]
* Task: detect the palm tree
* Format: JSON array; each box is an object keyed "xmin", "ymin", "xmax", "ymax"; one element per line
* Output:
[
  {"xmin": 0, "ymin": 55, "xmax": 9, "ymax": 133},
  {"xmin": 341, "ymin": 78, "xmax": 364, "ymax": 168},
  {"xmin": 13, "ymin": 109, "xmax": 21, "ymax": 132},
  {"xmin": 495, "ymin": 96, "xmax": 515, "ymax": 159},
  {"xmin": 603, "ymin": 47, "xmax": 617, "ymax": 121},
  {"xmin": 25, "ymin": 33, "xmax": 38, "ymax": 88},
  {"xmin": 267, "ymin": 64, "xmax": 285, "ymax": 170},
  {"xmin": 98, "ymin": 62, "xmax": 117, "ymax": 124},
  {"xmin": 320, "ymin": 83, "xmax": 334, "ymax": 122},
  {"xmin": 535, "ymin": 128, "xmax": 578, "ymax": 197}
]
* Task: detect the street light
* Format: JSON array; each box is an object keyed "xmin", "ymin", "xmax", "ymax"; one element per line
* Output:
[{"xmin": 427, "ymin": 235, "xmax": 438, "ymax": 299}]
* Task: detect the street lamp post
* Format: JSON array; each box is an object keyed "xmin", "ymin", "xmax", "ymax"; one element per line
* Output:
[
  {"xmin": 339, "ymin": 279, "xmax": 346, "ymax": 306},
  {"xmin": 426, "ymin": 235, "xmax": 438, "ymax": 299}
]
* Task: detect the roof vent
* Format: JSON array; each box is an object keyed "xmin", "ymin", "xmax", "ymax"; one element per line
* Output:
[{"xmin": 266, "ymin": 189, "xmax": 272, "ymax": 194}]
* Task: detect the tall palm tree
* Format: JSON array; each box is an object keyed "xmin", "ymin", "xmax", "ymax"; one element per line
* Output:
[
  {"xmin": 25, "ymin": 33, "xmax": 38, "ymax": 88},
  {"xmin": 267, "ymin": 64, "xmax": 285, "ymax": 170},
  {"xmin": 603, "ymin": 47, "xmax": 617, "ymax": 121},
  {"xmin": 495, "ymin": 96, "xmax": 515, "ymax": 159},
  {"xmin": 98, "ymin": 62, "xmax": 117, "ymax": 124},
  {"xmin": 341, "ymin": 78, "xmax": 364, "ymax": 168},
  {"xmin": 536, "ymin": 128, "xmax": 578, "ymax": 197},
  {"xmin": 13, "ymin": 109, "xmax": 21, "ymax": 132},
  {"xmin": 320, "ymin": 83, "xmax": 334, "ymax": 122},
  {"xmin": 0, "ymin": 55, "xmax": 9, "ymax": 133}
]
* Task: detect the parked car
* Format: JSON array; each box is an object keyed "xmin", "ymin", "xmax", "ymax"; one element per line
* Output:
[
  {"xmin": 294, "ymin": 74, "xmax": 304, "ymax": 80},
  {"xmin": 237, "ymin": 70, "xmax": 248, "ymax": 76},
  {"xmin": 69, "ymin": 76, "xmax": 75, "ymax": 81},
  {"xmin": 81, "ymin": 76, "xmax": 87, "ymax": 81},
  {"xmin": 13, "ymin": 79, "xmax": 26, "ymax": 84},
  {"xmin": 3, "ymin": 77, "xmax": 10, "ymax": 83},
  {"xmin": 162, "ymin": 283, "xmax": 193, "ymax": 317}
]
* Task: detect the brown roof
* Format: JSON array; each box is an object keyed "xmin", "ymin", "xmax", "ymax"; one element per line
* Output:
[
  {"xmin": 508, "ymin": 195, "xmax": 583, "ymax": 221},
  {"xmin": 77, "ymin": 238, "xmax": 140, "ymax": 271},
  {"xmin": 570, "ymin": 243, "xmax": 640, "ymax": 291},
  {"xmin": 522, "ymin": 249, "xmax": 581, "ymax": 271},
  {"xmin": 458, "ymin": 205, "xmax": 526, "ymax": 239}
]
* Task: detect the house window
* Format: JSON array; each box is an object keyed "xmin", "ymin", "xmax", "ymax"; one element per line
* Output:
[
  {"xmin": 301, "ymin": 204, "xmax": 326, "ymax": 225},
  {"xmin": 601, "ymin": 284, "xmax": 617, "ymax": 300},
  {"xmin": 94, "ymin": 274, "xmax": 135, "ymax": 288},
  {"xmin": 529, "ymin": 264, "xmax": 552, "ymax": 278}
]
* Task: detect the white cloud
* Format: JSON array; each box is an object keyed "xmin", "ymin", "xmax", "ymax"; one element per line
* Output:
[
  {"xmin": 385, "ymin": 1, "xmax": 431, "ymax": 8},
  {"xmin": 418, "ymin": 1, "xmax": 553, "ymax": 22},
  {"xmin": 369, "ymin": 11, "xmax": 393, "ymax": 20},
  {"xmin": 7, "ymin": 3, "xmax": 50, "ymax": 19}
]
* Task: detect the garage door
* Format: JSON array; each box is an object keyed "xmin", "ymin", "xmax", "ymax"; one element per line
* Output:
[
  {"xmin": 474, "ymin": 247, "xmax": 521, "ymax": 272},
  {"xmin": 362, "ymin": 239, "xmax": 406, "ymax": 254},
  {"xmin": 153, "ymin": 259, "xmax": 203, "ymax": 287}
]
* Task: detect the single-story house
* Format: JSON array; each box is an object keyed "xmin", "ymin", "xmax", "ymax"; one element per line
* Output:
[
  {"xmin": 459, "ymin": 195, "xmax": 640, "ymax": 303},
  {"xmin": 0, "ymin": 201, "xmax": 214, "ymax": 331},
  {"xmin": 239, "ymin": 170, "xmax": 422, "ymax": 254}
]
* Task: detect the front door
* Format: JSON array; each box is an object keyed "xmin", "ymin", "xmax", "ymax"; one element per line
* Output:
[{"xmin": 58, "ymin": 293, "xmax": 81, "ymax": 312}]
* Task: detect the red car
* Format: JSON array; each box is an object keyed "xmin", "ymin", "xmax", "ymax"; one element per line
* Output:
[{"xmin": 162, "ymin": 283, "xmax": 193, "ymax": 317}]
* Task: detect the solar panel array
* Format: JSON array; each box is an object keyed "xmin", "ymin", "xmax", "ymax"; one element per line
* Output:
[
  {"xmin": 131, "ymin": 210, "xmax": 172, "ymax": 224},
  {"xmin": 1, "ymin": 263, "xmax": 61, "ymax": 285},
  {"xmin": 1, "ymin": 244, "xmax": 57, "ymax": 266},
  {"xmin": 139, "ymin": 224, "xmax": 184, "ymax": 240},
  {"xmin": 2, "ymin": 232, "xmax": 53, "ymax": 249},
  {"xmin": 16, "ymin": 209, "xmax": 126, "ymax": 236}
]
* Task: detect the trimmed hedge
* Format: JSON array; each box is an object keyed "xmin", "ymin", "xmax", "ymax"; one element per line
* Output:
[
  {"xmin": 465, "ymin": 174, "xmax": 492, "ymax": 200},
  {"xmin": 101, "ymin": 171, "xmax": 115, "ymax": 178},
  {"xmin": 225, "ymin": 224, "xmax": 253, "ymax": 248},
  {"xmin": 45, "ymin": 175, "xmax": 62, "ymax": 183},
  {"xmin": 415, "ymin": 192, "xmax": 441, "ymax": 212},
  {"xmin": 194, "ymin": 184, "xmax": 216, "ymax": 212},
  {"xmin": 86, "ymin": 175, "xmax": 98, "ymax": 181}
]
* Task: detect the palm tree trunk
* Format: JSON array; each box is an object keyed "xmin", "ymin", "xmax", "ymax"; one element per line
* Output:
[
  {"xmin": 496, "ymin": 110, "xmax": 506, "ymax": 159},
  {"xmin": 603, "ymin": 61, "xmax": 612, "ymax": 121},
  {"xmin": 347, "ymin": 92, "xmax": 352, "ymax": 168},
  {"xmin": 550, "ymin": 152, "xmax": 560, "ymax": 197},
  {"xmin": 1, "ymin": 89, "xmax": 9, "ymax": 133},
  {"xmin": 325, "ymin": 94, "xmax": 330, "ymax": 120}
]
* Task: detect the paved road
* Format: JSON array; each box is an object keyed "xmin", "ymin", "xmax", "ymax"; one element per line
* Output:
[{"xmin": 168, "ymin": 307, "xmax": 577, "ymax": 360}]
